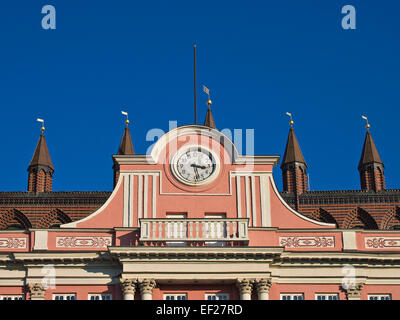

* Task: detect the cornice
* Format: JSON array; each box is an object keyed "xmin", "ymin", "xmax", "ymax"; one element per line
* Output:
[
  {"xmin": 108, "ymin": 246, "xmax": 284, "ymax": 261},
  {"xmin": 279, "ymin": 251, "xmax": 400, "ymax": 266}
]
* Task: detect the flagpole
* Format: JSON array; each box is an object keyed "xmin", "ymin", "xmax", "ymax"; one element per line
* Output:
[{"xmin": 194, "ymin": 44, "xmax": 197, "ymax": 125}]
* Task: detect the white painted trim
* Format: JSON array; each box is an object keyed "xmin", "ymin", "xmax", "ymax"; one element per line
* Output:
[
  {"xmin": 60, "ymin": 175, "xmax": 124, "ymax": 228},
  {"xmin": 33, "ymin": 231, "xmax": 48, "ymax": 251},
  {"xmin": 342, "ymin": 231, "xmax": 357, "ymax": 250},
  {"xmin": 138, "ymin": 175, "xmax": 143, "ymax": 220},
  {"xmin": 251, "ymin": 176, "xmax": 257, "ymax": 226},
  {"xmin": 129, "ymin": 174, "xmax": 134, "ymax": 227},
  {"xmin": 143, "ymin": 175, "xmax": 148, "ymax": 219},
  {"xmin": 236, "ymin": 176, "xmax": 242, "ymax": 218},
  {"xmin": 260, "ymin": 175, "xmax": 271, "ymax": 227},
  {"xmin": 245, "ymin": 176, "xmax": 251, "ymax": 223},
  {"xmin": 152, "ymin": 174, "xmax": 157, "ymax": 218},
  {"xmin": 123, "ymin": 174, "xmax": 129, "ymax": 227}
]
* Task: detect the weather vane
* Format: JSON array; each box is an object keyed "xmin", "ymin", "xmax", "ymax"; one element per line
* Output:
[
  {"xmin": 203, "ymin": 85, "xmax": 212, "ymax": 107},
  {"xmin": 362, "ymin": 115, "xmax": 370, "ymax": 130},
  {"xmin": 121, "ymin": 111, "xmax": 129, "ymax": 126},
  {"xmin": 286, "ymin": 112, "xmax": 294, "ymax": 127},
  {"xmin": 37, "ymin": 118, "xmax": 45, "ymax": 133}
]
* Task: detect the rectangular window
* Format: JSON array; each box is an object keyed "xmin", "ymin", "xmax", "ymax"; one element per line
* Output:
[
  {"xmin": 163, "ymin": 293, "xmax": 187, "ymax": 300},
  {"xmin": 315, "ymin": 293, "xmax": 339, "ymax": 300},
  {"xmin": 205, "ymin": 293, "xmax": 229, "ymax": 300},
  {"xmin": 53, "ymin": 293, "xmax": 76, "ymax": 300},
  {"xmin": 88, "ymin": 293, "xmax": 112, "ymax": 300},
  {"xmin": 0, "ymin": 295, "xmax": 24, "ymax": 300},
  {"xmin": 280, "ymin": 293, "xmax": 304, "ymax": 300},
  {"xmin": 368, "ymin": 294, "xmax": 392, "ymax": 300}
]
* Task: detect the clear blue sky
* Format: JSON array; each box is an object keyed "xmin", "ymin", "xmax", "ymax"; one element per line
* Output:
[{"xmin": 0, "ymin": 0, "xmax": 399, "ymax": 192}]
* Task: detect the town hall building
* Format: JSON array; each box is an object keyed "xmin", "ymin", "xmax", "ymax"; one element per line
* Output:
[{"xmin": 0, "ymin": 108, "xmax": 399, "ymax": 301}]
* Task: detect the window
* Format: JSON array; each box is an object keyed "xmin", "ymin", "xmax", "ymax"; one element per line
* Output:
[
  {"xmin": 280, "ymin": 293, "xmax": 304, "ymax": 300},
  {"xmin": 315, "ymin": 293, "xmax": 339, "ymax": 300},
  {"xmin": 0, "ymin": 295, "xmax": 24, "ymax": 300},
  {"xmin": 53, "ymin": 294, "xmax": 76, "ymax": 300},
  {"xmin": 88, "ymin": 293, "xmax": 112, "ymax": 300},
  {"xmin": 163, "ymin": 293, "xmax": 187, "ymax": 300},
  {"xmin": 205, "ymin": 293, "xmax": 229, "ymax": 300},
  {"xmin": 368, "ymin": 294, "xmax": 391, "ymax": 300}
]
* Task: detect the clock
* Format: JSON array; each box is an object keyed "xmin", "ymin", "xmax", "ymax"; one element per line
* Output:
[{"xmin": 171, "ymin": 146, "xmax": 220, "ymax": 186}]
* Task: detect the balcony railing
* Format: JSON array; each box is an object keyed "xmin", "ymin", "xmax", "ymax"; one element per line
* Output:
[{"xmin": 139, "ymin": 218, "xmax": 249, "ymax": 243}]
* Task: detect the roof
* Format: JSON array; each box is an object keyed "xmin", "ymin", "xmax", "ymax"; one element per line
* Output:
[
  {"xmin": 28, "ymin": 134, "xmax": 54, "ymax": 170},
  {"xmin": 118, "ymin": 127, "xmax": 135, "ymax": 155},
  {"xmin": 358, "ymin": 131, "xmax": 383, "ymax": 169},
  {"xmin": 203, "ymin": 108, "xmax": 216, "ymax": 129},
  {"xmin": 280, "ymin": 127, "xmax": 306, "ymax": 168}
]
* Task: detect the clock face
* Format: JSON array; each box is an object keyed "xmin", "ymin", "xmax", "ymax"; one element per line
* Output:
[{"xmin": 174, "ymin": 148, "xmax": 216, "ymax": 184}]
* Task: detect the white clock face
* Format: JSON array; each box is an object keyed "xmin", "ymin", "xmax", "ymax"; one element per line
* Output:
[{"xmin": 174, "ymin": 148, "xmax": 216, "ymax": 184}]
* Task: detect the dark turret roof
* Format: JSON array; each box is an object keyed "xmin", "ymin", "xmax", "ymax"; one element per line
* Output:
[
  {"xmin": 28, "ymin": 134, "xmax": 54, "ymax": 171},
  {"xmin": 280, "ymin": 127, "xmax": 307, "ymax": 168},
  {"xmin": 118, "ymin": 127, "xmax": 135, "ymax": 155},
  {"xmin": 204, "ymin": 108, "xmax": 216, "ymax": 129},
  {"xmin": 358, "ymin": 131, "xmax": 383, "ymax": 170}
]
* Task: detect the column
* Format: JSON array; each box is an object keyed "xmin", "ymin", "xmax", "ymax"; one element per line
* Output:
[
  {"xmin": 27, "ymin": 283, "xmax": 46, "ymax": 300},
  {"xmin": 120, "ymin": 278, "xmax": 136, "ymax": 300},
  {"xmin": 138, "ymin": 279, "xmax": 156, "ymax": 300},
  {"xmin": 255, "ymin": 278, "xmax": 272, "ymax": 300},
  {"xmin": 236, "ymin": 279, "xmax": 253, "ymax": 300},
  {"xmin": 344, "ymin": 283, "xmax": 364, "ymax": 300}
]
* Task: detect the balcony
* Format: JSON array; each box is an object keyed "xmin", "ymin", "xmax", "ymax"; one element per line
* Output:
[{"xmin": 139, "ymin": 218, "xmax": 249, "ymax": 244}]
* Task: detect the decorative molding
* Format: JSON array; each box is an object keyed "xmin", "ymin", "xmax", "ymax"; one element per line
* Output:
[
  {"xmin": 365, "ymin": 237, "xmax": 400, "ymax": 249},
  {"xmin": 138, "ymin": 278, "xmax": 156, "ymax": 295},
  {"xmin": 0, "ymin": 237, "xmax": 27, "ymax": 249},
  {"xmin": 27, "ymin": 283, "xmax": 45, "ymax": 300},
  {"xmin": 236, "ymin": 278, "xmax": 253, "ymax": 294},
  {"xmin": 279, "ymin": 236, "xmax": 335, "ymax": 248},
  {"xmin": 343, "ymin": 283, "xmax": 364, "ymax": 300},
  {"xmin": 255, "ymin": 278, "xmax": 272, "ymax": 294},
  {"xmin": 120, "ymin": 277, "xmax": 137, "ymax": 295},
  {"xmin": 55, "ymin": 236, "xmax": 112, "ymax": 248}
]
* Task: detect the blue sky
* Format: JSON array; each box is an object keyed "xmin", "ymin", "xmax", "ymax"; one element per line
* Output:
[{"xmin": 0, "ymin": 0, "xmax": 399, "ymax": 192}]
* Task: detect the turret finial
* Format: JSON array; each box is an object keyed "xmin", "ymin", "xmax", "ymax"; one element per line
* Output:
[
  {"xmin": 362, "ymin": 115, "xmax": 370, "ymax": 130},
  {"xmin": 37, "ymin": 118, "xmax": 45, "ymax": 133},
  {"xmin": 121, "ymin": 110, "xmax": 130, "ymax": 126},
  {"xmin": 286, "ymin": 112, "xmax": 294, "ymax": 127},
  {"xmin": 203, "ymin": 85, "xmax": 212, "ymax": 108}
]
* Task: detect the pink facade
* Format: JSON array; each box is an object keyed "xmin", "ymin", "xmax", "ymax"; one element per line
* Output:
[{"xmin": 1, "ymin": 125, "xmax": 399, "ymax": 300}]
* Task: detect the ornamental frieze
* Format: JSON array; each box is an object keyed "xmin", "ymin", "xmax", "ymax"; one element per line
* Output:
[
  {"xmin": 279, "ymin": 236, "xmax": 335, "ymax": 248},
  {"xmin": 56, "ymin": 236, "xmax": 112, "ymax": 248},
  {"xmin": 0, "ymin": 237, "xmax": 27, "ymax": 249},
  {"xmin": 365, "ymin": 237, "xmax": 400, "ymax": 249}
]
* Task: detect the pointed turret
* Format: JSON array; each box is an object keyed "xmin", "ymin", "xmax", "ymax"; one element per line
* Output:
[
  {"xmin": 27, "ymin": 130, "xmax": 54, "ymax": 193},
  {"xmin": 113, "ymin": 113, "xmax": 135, "ymax": 187},
  {"xmin": 204, "ymin": 107, "xmax": 216, "ymax": 129},
  {"xmin": 358, "ymin": 129, "xmax": 385, "ymax": 192},
  {"xmin": 280, "ymin": 118, "xmax": 308, "ymax": 203},
  {"xmin": 118, "ymin": 126, "xmax": 135, "ymax": 155},
  {"xmin": 280, "ymin": 127, "xmax": 307, "ymax": 168}
]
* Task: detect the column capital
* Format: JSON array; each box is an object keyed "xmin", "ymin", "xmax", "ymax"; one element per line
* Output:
[
  {"xmin": 120, "ymin": 277, "xmax": 137, "ymax": 295},
  {"xmin": 138, "ymin": 278, "xmax": 156, "ymax": 295},
  {"xmin": 236, "ymin": 278, "xmax": 253, "ymax": 295},
  {"xmin": 27, "ymin": 283, "xmax": 46, "ymax": 300},
  {"xmin": 255, "ymin": 278, "xmax": 272, "ymax": 294},
  {"xmin": 344, "ymin": 283, "xmax": 364, "ymax": 300}
]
